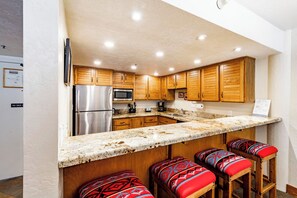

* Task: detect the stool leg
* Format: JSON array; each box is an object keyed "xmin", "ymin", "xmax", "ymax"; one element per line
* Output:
[
  {"xmin": 269, "ymin": 157, "xmax": 277, "ymax": 198},
  {"xmin": 215, "ymin": 177, "xmax": 220, "ymax": 198},
  {"xmin": 206, "ymin": 185, "xmax": 215, "ymax": 198},
  {"xmin": 255, "ymin": 159, "xmax": 263, "ymax": 198},
  {"xmin": 243, "ymin": 171, "xmax": 251, "ymax": 198},
  {"xmin": 223, "ymin": 180, "xmax": 232, "ymax": 198}
]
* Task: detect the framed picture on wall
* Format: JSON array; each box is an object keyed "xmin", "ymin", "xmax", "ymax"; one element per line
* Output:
[{"xmin": 3, "ymin": 68, "xmax": 23, "ymax": 88}]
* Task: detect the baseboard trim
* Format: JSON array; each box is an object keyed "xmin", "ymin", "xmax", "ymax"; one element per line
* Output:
[{"xmin": 286, "ymin": 184, "xmax": 297, "ymax": 197}]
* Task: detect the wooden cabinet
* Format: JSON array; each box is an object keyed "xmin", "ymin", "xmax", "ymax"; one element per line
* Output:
[
  {"xmin": 167, "ymin": 72, "xmax": 187, "ymax": 89},
  {"xmin": 135, "ymin": 75, "xmax": 161, "ymax": 100},
  {"xmin": 143, "ymin": 116, "xmax": 158, "ymax": 127},
  {"xmin": 74, "ymin": 66, "xmax": 113, "ymax": 86},
  {"xmin": 187, "ymin": 69, "xmax": 201, "ymax": 101},
  {"xmin": 131, "ymin": 117, "xmax": 144, "ymax": 128},
  {"xmin": 113, "ymin": 118, "xmax": 131, "ymax": 131},
  {"xmin": 220, "ymin": 57, "xmax": 255, "ymax": 103},
  {"xmin": 201, "ymin": 65, "xmax": 219, "ymax": 101},
  {"xmin": 160, "ymin": 77, "xmax": 175, "ymax": 100},
  {"xmin": 159, "ymin": 116, "xmax": 177, "ymax": 125},
  {"xmin": 113, "ymin": 71, "xmax": 135, "ymax": 89}
]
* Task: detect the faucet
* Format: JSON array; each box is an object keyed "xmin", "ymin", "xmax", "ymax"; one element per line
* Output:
[{"xmin": 181, "ymin": 108, "xmax": 186, "ymax": 115}]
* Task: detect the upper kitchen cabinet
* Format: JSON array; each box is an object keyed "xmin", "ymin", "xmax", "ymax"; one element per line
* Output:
[
  {"xmin": 220, "ymin": 57, "xmax": 255, "ymax": 103},
  {"xmin": 201, "ymin": 65, "xmax": 219, "ymax": 101},
  {"xmin": 135, "ymin": 75, "xmax": 161, "ymax": 100},
  {"xmin": 113, "ymin": 71, "xmax": 135, "ymax": 89},
  {"xmin": 74, "ymin": 66, "xmax": 113, "ymax": 86},
  {"xmin": 187, "ymin": 69, "xmax": 201, "ymax": 101},
  {"xmin": 160, "ymin": 77, "xmax": 175, "ymax": 101},
  {"xmin": 167, "ymin": 72, "xmax": 187, "ymax": 89}
]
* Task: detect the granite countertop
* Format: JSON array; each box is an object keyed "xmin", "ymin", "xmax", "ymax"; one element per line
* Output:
[
  {"xmin": 58, "ymin": 115, "xmax": 281, "ymax": 168},
  {"xmin": 112, "ymin": 111, "xmax": 205, "ymax": 122}
]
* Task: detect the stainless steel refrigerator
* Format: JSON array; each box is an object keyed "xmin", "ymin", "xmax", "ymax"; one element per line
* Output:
[{"xmin": 73, "ymin": 85, "xmax": 113, "ymax": 136}]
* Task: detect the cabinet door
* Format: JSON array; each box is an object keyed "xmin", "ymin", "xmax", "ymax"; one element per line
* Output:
[
  {"xmin": 161, "ymin": 77, "xmax": 175, "ymax": 100},
  {"xmin": 167, "ymin": 75, "xmax": 176, "ymax": 89},
  {"xmin": 148, "ymin": 76, "xmax": 161, "ymax": 100},
  {"xmin": 175, "ymin": 72, "xmax": 187, "ymax": 89},
  {"xmin": 95, "ymin": 69, "xmax": 113, "ymax": 86},
  {"xmin": 201, "ymin": 65, "xmax": 219, "ymax": 101},
  {"xmin": 124, "ymin": 73, "xmax": 135, "ymax": 86},
  {"xmin": 74, "ymin": 67, "xmax": 94, "ymax": 85},
  {"xmin": 220, "ymin": 59, "xmax": 245, "ymax": 102},
  {"xmin": 113, "ymin": 72, "xmax": 124, "ymax": 84},
  {"xmin": 131, "ymin": 117, "xmax": 144, "ymax": 128},
  {"xmin": 144, "ymin": 116, "xmax": 158, "ymax": 123},
  {"xmin": 135, "ymin": 75, "xmax": 148, "ymax": 100},
  {"xmin": 113, "ymin": 118, "xmax": 131, "ymax": 126},
  {"xmin": 187, "ymin": 69, "xmax": 201, "ymax": 101},
  {"xmin": 158, "ymin": 116, "xmax": 177, "ymax": 125},
  {"xmin": 113, "ymin": 125, "xmax": 130, "ymax": 131}
]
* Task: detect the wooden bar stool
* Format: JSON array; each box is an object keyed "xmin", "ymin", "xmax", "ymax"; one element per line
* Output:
[
  {"xmin": 150, "ymin": 156, "xmax": 216, "ymax": 198},
  {"xmin": 228, "ymin": 139, "xmax": 278, "ymax": 198},
  {"xmin": 195, "ymin": 148, "xmax": 252, "ymax": 198},
  {"xmin": 78, "ymin": 170, "xmax": 154, "ymax": 198}
]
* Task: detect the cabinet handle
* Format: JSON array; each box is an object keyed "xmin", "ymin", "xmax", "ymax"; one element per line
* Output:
[
  {"xmin": 202, "ymin": 92, "xmax": 204, "ymax": 98},
  {"xmin": 198, "ymin": 93, "xmax": 200, "ymax": 98},
  {"xmin": 96, "ymin": 77, "xmax": 98, "ymax": 83},
  {"xmin": 91, "ymin": 77, "xmax": 94, "ymax": 83},
  {"xmin": 120, "ymin": 122, "xmax": 125, "ymax": 124},
  {"xmin": 221, "ymin": 92, "xmax": 224, "ymax": 98}
]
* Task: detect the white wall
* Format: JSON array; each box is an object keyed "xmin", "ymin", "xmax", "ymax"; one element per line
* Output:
[
  {"xmin": 0, "ymin": 55, "xmax": 23, "ymax": 180},
  {"xmin": 23, "ymin": 0, "xmax": 67, "ymax": 197}
]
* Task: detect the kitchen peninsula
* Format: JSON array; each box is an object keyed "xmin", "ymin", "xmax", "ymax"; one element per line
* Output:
[{"xmin": 59, "ymin": 114, "xmax": 281, "ymax": 197}]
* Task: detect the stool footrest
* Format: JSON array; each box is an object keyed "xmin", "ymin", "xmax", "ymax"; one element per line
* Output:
[{"xmin": 262, "ymin": 183, "xmax": 276, "ymax": 195}]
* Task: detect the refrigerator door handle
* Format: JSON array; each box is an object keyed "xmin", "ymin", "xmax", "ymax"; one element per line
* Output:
[
  {"xmin": 77, "ymin": 90, "xmax": 80, "ymax": 112},
  {"xmin": 77, "ymin": 113, "xmax": 80, "ymax": 135}
]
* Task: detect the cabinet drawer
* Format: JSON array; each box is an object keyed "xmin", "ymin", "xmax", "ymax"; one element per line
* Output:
[
  {"xmin": 159, "ymin": 116, "xmax": 177, "ymax": 124},
  {"xmin": 144, "ymin": 116, "xmax": 158, "ymax": 123},
  {"xmin": 143, "ymin": 122, "xmax": 158, "ymax": 127},
  {"xmin": 113, "ymin": 125, "xmax": 130, "ymax": 131},
  {"xmin": 113, "ymin": 118, "xmax": 131, "ymax": 126}
]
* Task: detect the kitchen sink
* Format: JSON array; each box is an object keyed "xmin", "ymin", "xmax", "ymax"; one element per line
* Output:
[{"xmin": 167, "ymin": 113, "xmax": 183, "ymax": 117}]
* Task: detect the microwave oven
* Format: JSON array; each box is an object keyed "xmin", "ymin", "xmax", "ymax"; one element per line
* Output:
[{"xmin": 113, "ymin": 89, "xmax": 133, "ymax": 101}]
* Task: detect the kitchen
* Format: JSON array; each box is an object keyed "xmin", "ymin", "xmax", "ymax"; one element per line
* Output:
[{"xmin": 20, "ymin": 0, "xmax": 297, "ymax": 197}]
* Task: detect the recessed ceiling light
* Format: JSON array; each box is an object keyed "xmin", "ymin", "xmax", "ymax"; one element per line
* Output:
[
  {"xmin": 104, "ymin": 41, "xmax": 114, "ymax": 48},
  {"xmin": 156, "ymin": 51, "xmax": 164, "ymax": 57},
  {"xmin": 194, "ymin": 59, "xmax": 201, "ymax": 65},
  {"xmin": 131, "ymin": 64, "xmax": 137, "ymax": 70},
  {"xmin": 169, "ymin": 67, "xmax": 175, "ymax": 72},
  {"xmin": 234, "ymin": 47, "xmax": 242, "ymax": 52},
  {"xmin": 94, "ymin": 60, "xmax": 102, "ymax": 65},
  {"xmin": 132, "ymin": 11, "xmax": 142, "ymax": 21},
  {"xmin": 198, "ymin": 34, "xmax": 207, "ymax": 41},
  {"xmin": 154, "ymin": 72, "xmax": 159, "ymax": 76}
]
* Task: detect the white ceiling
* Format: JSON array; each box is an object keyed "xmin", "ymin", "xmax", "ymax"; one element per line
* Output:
[
  {"xmin": 64, "ymin": 0, "xmax": 277, "ymax": 76},
  {"xmin": 235, "ymin": 0, "xmax": 297, "ymax": 30},
  {"xmin": 0, "ymin": 0, "xmax": 23, "ymax": 57}
]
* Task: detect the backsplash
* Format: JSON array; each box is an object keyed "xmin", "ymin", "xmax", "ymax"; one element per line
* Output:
[{"xmin": 113, "ymin": 100, "xmax": 159, "ymax": 110}]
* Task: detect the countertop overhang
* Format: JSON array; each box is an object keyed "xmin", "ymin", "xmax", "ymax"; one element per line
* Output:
[{"xmin": 58, "ymin": 115, "xmax": 281, "ymax": 168}]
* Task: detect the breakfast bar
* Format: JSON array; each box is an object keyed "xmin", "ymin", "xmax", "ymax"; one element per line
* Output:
[{"xmin": 59, "ymin": 114, "xmax": 281, "ymax": 197}]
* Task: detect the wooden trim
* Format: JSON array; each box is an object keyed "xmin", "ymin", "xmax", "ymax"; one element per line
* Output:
[{"xmin": 286, "ymin": 184, "xmax": 297, "ymax": 196}]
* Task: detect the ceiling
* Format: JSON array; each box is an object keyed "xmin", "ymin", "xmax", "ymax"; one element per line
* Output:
[
  {"xmin": 64, "ymin": 0, "xmax": 277, "ymax": 76},
  {"xmin": 0, "ymin": 0, "xmax": 23, "ymax": 57},
  {"xmin": 235, "ymin": 0, "xmax": 297, "ymax": 30}
]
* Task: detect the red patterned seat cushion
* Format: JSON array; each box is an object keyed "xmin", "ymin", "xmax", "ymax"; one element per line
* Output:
[
  {"xmin": 79, "ymin": 170, "xmax": 154, "ymax": 198},
  {"xmin": 150, "ymin": 157, "xmax": 215, "ymax": 198},
  {"xmin": 228, "ymin": 139, "xmax": 278, "ymax": 158},
  {"xmin": 195, "ymin": 148, "xmax": 252, "ymax": 176}
]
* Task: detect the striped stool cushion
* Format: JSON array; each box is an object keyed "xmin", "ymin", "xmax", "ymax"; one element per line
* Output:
[
  {"xmin": 79, "ymin": 170, "xmax": 154, "ymax": 198},
  {"xmin": 195, "ymin": 148, "xmax": 252, "ymax": 176},
  {"xmin": 150, "ymin": 157, "xmax": 215, "ymax": 198},
  {"xmin": 228, "ymin": 139, "xmax": 278, "ymax": 158}
]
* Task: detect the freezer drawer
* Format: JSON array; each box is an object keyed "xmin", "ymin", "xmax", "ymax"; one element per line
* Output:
[{"xmin": 74, "ymin": 111, "xmax": 112, "ymax": 135}]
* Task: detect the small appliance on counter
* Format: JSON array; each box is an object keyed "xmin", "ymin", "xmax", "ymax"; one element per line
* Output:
[
  {"xmin": 145, "ymin": 107, "xmax": 152, "ymax": 112},
  {"xmin": 157, "ymin": 101, "xmax": 166, "ymax": 112},
  {"xmin": 128, "ymin": 102, "xmax": 136, "ymax": 113}
]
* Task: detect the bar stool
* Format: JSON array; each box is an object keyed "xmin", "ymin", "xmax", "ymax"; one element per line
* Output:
[
  {"xmin": 79, "ymin": 170, "xmax": 154, "ymax": 198},
  {"xmin": 228, "ymin": 139, "xmax": 278, "ymax": 198},
  {"xmin": 150, "ymin": 156, "xmax": 216, "ymax": 198},
  {"xmin": 195, "ymin": 148, "xmax": 252, "ymax": 198}
]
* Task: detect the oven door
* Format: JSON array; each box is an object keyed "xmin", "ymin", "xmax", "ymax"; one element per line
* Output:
[{"xmin": 113, "ymin": 89, "xmax": 133, "ymax": 101}]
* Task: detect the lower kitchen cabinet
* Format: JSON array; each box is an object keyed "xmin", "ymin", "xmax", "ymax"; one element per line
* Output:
[
  {"xmin": 144, "ymin": 116, "xmax": 158, "ymax": 127},
  {"xmin": 113, "ymin": 118, "xmax": 131, "ymax": 131},
  {"xmin": 159, "ymin": 116, "xmax": 177, "ymax": 125},
  {"xmin": 131, "ymin": 117, "xmax": 144, "ymax": 128}
]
